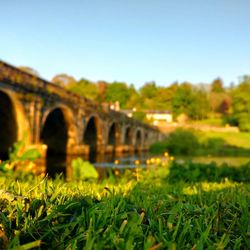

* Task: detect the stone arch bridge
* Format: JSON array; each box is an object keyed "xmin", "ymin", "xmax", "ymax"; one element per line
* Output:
[{"xmin": 0, "ymin": 60, "xmax": 163, "ymax": 166}]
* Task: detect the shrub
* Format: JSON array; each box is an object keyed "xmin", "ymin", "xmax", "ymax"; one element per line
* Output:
[
  {"xmin": 150, "ymin": 129, "xmax": 200, "ymax": 155},
  {"xmin": 237, "ymin": 113, "xmax": 250, "ymax": 131},
  {"xmin": 71, "ymin": 158, "xmax": 99, "ymax": 181},
  {"xmin": 132, "ymin": 111, "xmax": 146, "ymax": 122},
  {"xmin": 225, "ymin": 113, "xmax": 250, "ymax": 131},
  {"xmin": 149, "ymin": 140, "xmax": 169, "ymax": 154},
  {"xmin": 202, "ymin": 137, "xmax": 226, "ymax": 154},
  {"xmin": 165, "ymin": 129, "xmax": 200, "ymax": 155},
  {"xmin": 222, "ymin": 115, "xmax": 238, "ymax": 126}
]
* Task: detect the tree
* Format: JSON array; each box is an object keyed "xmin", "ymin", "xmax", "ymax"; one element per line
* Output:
[
  {"xmin": 132, "ymin": 110, "xmax": 146, "ymax": 122},
  {"xmin": 172, "ymin": 82, "xmax": 193, "ymax": 118},
  {"xmin": 138, "ymin": 81, "xmax": 163, "ymax": 110},
  {"xmin": 229, "ymin": 76, "xmax": 250, "ymax": 131},
  {"xmin": 105, "ymin": 82, "xmax": 131, "ymax": 108},
  {"xmin": 171, "ymin": 82, "xmax": 209, "ymax": 120},
  {"xmin": 139, "ymin": 81, "xmax": 158, "ymax": 99},
  {"xmin": 126, "ymin": 85, "xmax": 142, "ymax": 109},
  {"xmin": 211, "ymin": 78, "xmax": 224, "ymax": 93},
  {"xmin": 207, "ymin": 78, "xmax": 232, "ymax": 116},
  {"xmin": 51, "ymin": 74, "xmax": 77, "ymax": 87},
  {"xmin": 217, "ymin": 96, "xmax": 231, "ymax": 114},
  {"xmin": 209, "ymin": 92, "xmax": 231, "ymax": 115},
  {"xmin": 68, "ymin": 78, "xmax": 99, "ymax": 100},
  {"xmin": 188, "ymin": 89, "xmax": 210, "ymax": 120},
  {"xmin": 154, "ymin": 86, "xmax": 176, "ymax": 111},
  {"xmin": 238, "ymin": 75, "xmax": 250, "ymax": 84}
]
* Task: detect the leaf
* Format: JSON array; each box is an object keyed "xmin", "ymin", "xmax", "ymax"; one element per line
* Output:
[
  {"xmin": 16, "ymin": 240, "xmax": 41, "ymax": 250},
  {"xmin": 19, "ymin": 149, "xmax": 41, "ymax": 161},
  {"xmin": 72, "ymin": 158, "xmax": 99, "ymax": 180}
]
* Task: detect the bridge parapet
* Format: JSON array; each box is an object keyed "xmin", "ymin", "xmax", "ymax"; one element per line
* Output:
[{"xmin": 0, "ymin": 60, "xmax": 98, "ymax": 110}]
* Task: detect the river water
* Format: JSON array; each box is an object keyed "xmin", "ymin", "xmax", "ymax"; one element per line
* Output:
[
  {"xmin": 46, "ymin": 152, "xmax": 250, "ymax": 178},
  {"xmin": 46, "ymin": 151, "xmax": 152, "ymax": 178},
  {"xmin": 175, "ymin": 156, "xmax": 250, "ymax": 167}
]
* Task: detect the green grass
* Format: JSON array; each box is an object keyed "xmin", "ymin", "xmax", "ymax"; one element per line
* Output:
[
  {"xmin": 201, "ymin": 131, "xmax": 250, "ymax": 149},
  {"xmin": 188, "ymin": 117, "xmax": 223, "ymax": 127},
  {"xmin": 0, "ymin": 160, "xmax": 249, "ymax": 249},
  {"xmin": 150, "ymin": 129, "xmax": 250, "ymax": 156}
]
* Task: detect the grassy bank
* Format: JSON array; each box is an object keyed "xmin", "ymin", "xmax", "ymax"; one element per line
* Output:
[
  {"xmin": 201, "ymin": 131, "xmax": 250, "ymax": 149},
  {"xmin": 0, "ymin": 159, "xmax": 249, "ymax": 249},
  {"xmin": 150, "ymin": 129, "xmax": 250, "ymax": 156}
]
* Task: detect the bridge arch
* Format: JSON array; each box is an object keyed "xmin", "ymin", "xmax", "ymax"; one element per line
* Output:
[
  {"xmin": 123, "ymin": 125, "xmax": 133, "ymax": 145},
  {"xmin": 41, "ymin": 105, "xmax": 77, "ymax": 176},
  {"xmin": 108, "ymin": 122, "xmax": 121, "ymax": 145},
  {"xmin": 0, "ymin": 90, "xmax": 29, "ymax": 160},
  {"xmin": 135, "ymin": 129, "xmax": 142, "ymax": 151},
  {"xmin": 83, "ymin": 115, "xmax": 102, "ymax": 159},
  {"xmin": 107, "ymin": 122, "xmax": 121, "ymax": 149},
  {"xmin": 144, "ymin": 131, "xmax": 148, "ymax": 143}
]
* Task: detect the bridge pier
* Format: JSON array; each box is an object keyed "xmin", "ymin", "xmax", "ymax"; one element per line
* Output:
[
  {"xmin": 105, "ymin": 145, "xmax": 114, "ymax": 154},
  {"xmin": 115, "ymin": 145, "xmax": 135, "ymax": 153},
  {"xmin": 67, "ymin": 144, "xmax": 90, "ymax": 155},
  {"xmin": 135, "ymin": 145, "xmax": 149, "ymax": 152}
]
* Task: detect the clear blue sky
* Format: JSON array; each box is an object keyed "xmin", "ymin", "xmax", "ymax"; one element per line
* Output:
[{"xmin": 1, "ymin": 0, "xmax": 250, "ymax": 88}]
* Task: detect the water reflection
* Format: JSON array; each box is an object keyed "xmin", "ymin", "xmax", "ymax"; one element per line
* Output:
[
  {"xmin": 46, "ymin": 150, "xmax": 250, "ymax": 179},
  {"xmin": 46, "ymin": 151, "xmax": 66, "ymax": 178},
  {"xmin": 46, "ymin": 151, "xmax": 151, "ymax": 178},
  {"xmin": 176, "ymin": 156, "xmax": 250, "ymax": 167}
]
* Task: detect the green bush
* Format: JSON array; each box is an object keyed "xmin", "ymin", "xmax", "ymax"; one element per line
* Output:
[
  {"xmin": 225, "ymin": 113, "xmax": 250, "ymax": 131},
  {"xmin": 150, "ymin": 129, "xmax": 200, "ymax": 155},
  {"xmin": 238, "ymin": 113, "xmax": 250, "ymax": 131},
  {"xmin": 0, "ymin": 138, "xmax": 41, "ymax": 173},
  {"xmin": 165, "ymin": 129, "xmax": 200, "ymax": 155},
  {"xmin": 203, "ymin": 137, "xmax": 226, "ymax": 153},
  {"xmin": 132, "ymin": 111, "xmax": 146, "ymax": 122},
  {"xmin": 149, "ymin": 140, "xmax": 169, "ymax": 154},
  {"xmin": 167, "ymin": 161, "xmax": 250, "ymax": 183},
  {"xmin": 71, "ymin": 158, "xmax": 99, "ymax": 181},
  {"xmin": 222, "ymin": 114, "xmax": 238, "ymax": 126}
]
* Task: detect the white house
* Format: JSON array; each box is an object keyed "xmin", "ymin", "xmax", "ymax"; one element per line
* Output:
[{"xmin": 146, "ymin": 110, "xmax": 173, "ymax": 125}]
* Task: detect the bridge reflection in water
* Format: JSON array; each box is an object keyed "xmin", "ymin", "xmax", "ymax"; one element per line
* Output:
[{"xmin": 46, "ymin": 151, "xmax": 150, "ymax": 179}]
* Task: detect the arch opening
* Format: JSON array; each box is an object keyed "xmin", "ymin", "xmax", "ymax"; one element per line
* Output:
[
  {"xmin": 135, "ymin": 130, "xmax": 142, "ymax": 151},
  {"xmin": 0, "ymin": 91, "xmax": 18, "ymax": 160},
  {"xmin": 144, "ymin": 132, "xmax": 148, "ymax": 142},
  {"xmin": 41, "ymin": 108, "xmax": 68, "ymax": 177},
  {"xmin": 108, "ymin": 123, "xmax": 117, "ymax": 146},
  {"xmin": 83, "ymin": 117, "xmax": 98, "ymax": 162},
  {"xmin": 124, "ymin": 126, "xmax": 132, "ymax": 145}
]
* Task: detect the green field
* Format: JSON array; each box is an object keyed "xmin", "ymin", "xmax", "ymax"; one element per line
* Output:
[
  {"xmin": 150, "ymin": 129, "xmax": 250, "ymax": 157},
  {"xmin": 188, "ymin": 118, "xmax": 224, "ymax": 127},
  {"xmin": 200, "ymin": 131, "xmax": 250, "ymax": 149},
  {"xmin": 0, "ymin": 158, "xmax": 249, "ymax": 249}
]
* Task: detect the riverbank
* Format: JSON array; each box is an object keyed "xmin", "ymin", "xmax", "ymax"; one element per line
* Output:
[{"xmin": 150, "ymin": 129, "xmax": 250, "ymax": 156}]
